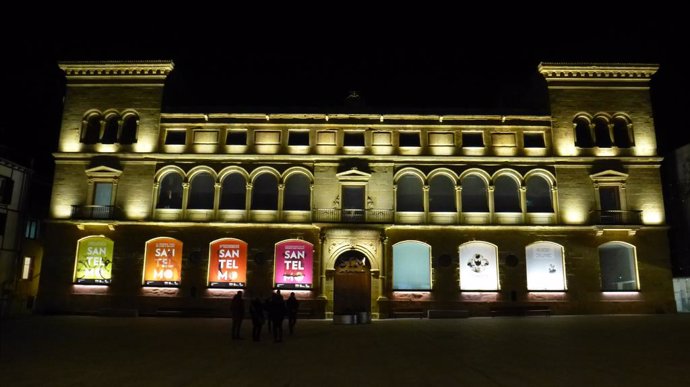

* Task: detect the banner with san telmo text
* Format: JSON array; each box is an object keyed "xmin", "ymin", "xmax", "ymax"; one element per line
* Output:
[
  {"xmin": 274, "ymin": 239, "xmax": 313, "ymax": 289},
  {"xmin": 74, "ymin": 235, "xmax": 114, "ymax": 284},
  {"xmin": 143, "ymin": 237, "xmax": 182, "ymax": 286},
  {"xmin": 208, "ymin": 238, "xmax": 247, "ymax": 288}
]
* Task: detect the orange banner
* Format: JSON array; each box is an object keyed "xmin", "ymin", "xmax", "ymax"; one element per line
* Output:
[
  {"xmin": 208, "ymin": 238, "xmax": 247, "ymax": 288},
  {"xmin": 143, "ymin": 237, "xmax": 183, "ymax": 286}
]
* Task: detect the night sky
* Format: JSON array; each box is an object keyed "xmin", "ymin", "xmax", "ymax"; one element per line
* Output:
[{"xmin": 1, "ymin": 16, "xmax": 686, "ymax": 174}]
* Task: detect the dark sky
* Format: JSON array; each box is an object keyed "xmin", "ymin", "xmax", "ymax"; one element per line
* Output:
[{"xmin": 1, "ymin": 15, "xmax": 686, "ymax": 173}]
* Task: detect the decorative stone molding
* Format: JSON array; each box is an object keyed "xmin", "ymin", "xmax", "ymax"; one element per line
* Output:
[
  {"xmin": 539, "ymin": 62, "xmax": 658, "ymax": 81},
  {"xmin": 59, "ymin": 61, "xmax": 174, "ymax": 82}
]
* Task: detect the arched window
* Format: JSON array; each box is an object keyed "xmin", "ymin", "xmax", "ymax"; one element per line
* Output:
[
  {"xmin": 429, "ymin": 175, "xmax": 456, "ymax": 212},
  {"xmin": 251, "ymin": 173, "xmax": 278, "ymax": 210},
  {"xmin": 494, "ymin": 175, "xmax": 520, "ymax": 212},
  {"xmin": 120, "ymin": 114, "xmax": 138, "ymax": 144},
  {"xmin": 459, "ymin": 241, "xmax": 499, "ymax": 290},
  {"xmin": 612, "ymin": 116, "xmax": 633, "ymax": 148},
  {"xmin": 396, "ymin": 174, "xmax": 423, "ymax": 212},
  {"xmin": 82, "ymin": 113, "xmax": 101, "ymax": 144},
  {"xmin": 574, "ymin": 116, "xmax": 593, "ymax": 148},
  {"xmin": 188, "ymin": 172, "xmax": 215, "ymax": 209},
  {"xmin": 157, "ymin": 172, "xmax": 183, "ymax": 209},
  {"xmin": 283, "ymin": 174, "xmax": 311, "ymax": 211},
  {"xmin": 220, "ymin": 173, "xmax": 246, "ymax": 210},
  {"xmin": 526, "ymin": 242, "xmax": 566, "ymax": 290},
  {"xmin": 392, "ymin": 241, "xmax": 431, "ymax": 290},
  {"xmin": 101, "ymin": 114, "xmax": 119, "ymax": 144},
  {"xmin": 599, "ymin": 242, "xmax": 639, "ymax": 290},
  {"xmin": 594, "ymin": 117, "xmax": 612, "ymax": 148},
  {"xmin": 526, "ymin": 175, "xmax": 553, "ymax": 212},
  {"xmin": 461, "ymin": 175, "xmax": 488, "ymax": 212}
]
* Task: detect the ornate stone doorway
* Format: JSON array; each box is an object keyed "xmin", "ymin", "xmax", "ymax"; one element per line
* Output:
[{"xmin": 333, "ymin": 251, "xmax": 371, "ymax": 315}]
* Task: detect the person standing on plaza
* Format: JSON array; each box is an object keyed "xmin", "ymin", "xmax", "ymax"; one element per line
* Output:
[
  {"xmin": 270, "ymin": 290, "xmax": 286, "ymax": 343},
  {"xmin": 264, "ymin": 296, "xmax": 272, "ymax": 334},
  {"xmin": 249, "ymin": 297, "xmax": 265, "ymax": 342},
  {"xmin": 286, "ymin": 292, "xmax": 299, "ymax": 335},
  {"xmin": 230, "ymin": 291, "xmax": 245, "ymax": 340}
]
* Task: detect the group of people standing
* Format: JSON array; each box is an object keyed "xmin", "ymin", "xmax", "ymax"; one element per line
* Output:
[{"xmin": 230, "ymin": 290, "xmax": 299, "ymax": 343}]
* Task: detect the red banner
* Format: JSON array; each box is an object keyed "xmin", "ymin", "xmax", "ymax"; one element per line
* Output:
[{"xmin": 143, "ymin": 237, "xmax": 182, "ymax": 286}]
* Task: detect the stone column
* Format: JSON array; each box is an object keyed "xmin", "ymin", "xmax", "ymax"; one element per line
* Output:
[
  {"xmin": 488, "ymin": 185, "xmax": 495, "ymax": 224},
  {"xmin": 213, "ymin": 182, "xmax": 221, "ymax": 220},
  {"xmin": 423, "ymin": 184, "xmax": 430, "ymax": 224},
  {"xmin": 181, "ymin": 182, "xmax": 190, "ymax": 219},
  {"xmin": 378, "ymin": 233, "xmax": 389, "ymax": 301},
  {"xmin": 318, "ymin": 231, "xmax": 327, "ymax": 300},
  {"xmin": 519, "ymin": 186, "xmax": 527, "ymax": 224},
  {"xmin": 455, "ymin": 185, "xmax": 462, "ymax": 224},
  {"xmin": 277, "ymin": 183, "xmax": 285, "ymax": 221},
  {"xmin": 245, "ymin": 183, "xmax": 252, "ymax": 221}
]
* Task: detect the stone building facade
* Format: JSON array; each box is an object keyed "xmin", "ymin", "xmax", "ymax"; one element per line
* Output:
[{"xmin": 36, "ymin": 61, "xmax": 675, "ymax": 318}]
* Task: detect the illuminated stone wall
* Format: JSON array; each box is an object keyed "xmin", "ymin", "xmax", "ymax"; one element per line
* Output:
[{"xmin": 37, "ymin": 61, "xmax": 676, "ymax": 317}]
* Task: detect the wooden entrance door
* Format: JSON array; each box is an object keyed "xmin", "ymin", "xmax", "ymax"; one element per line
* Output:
[{"xmin": 333, "ymin": 251, "xmax": 371, "ymax": 315}]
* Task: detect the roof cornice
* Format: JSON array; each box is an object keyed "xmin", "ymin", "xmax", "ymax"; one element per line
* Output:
[
  {"xmin": 59, "ymin": 60, "xmax": 174, "ymax": 83},
  {"xmin": 538, "ymin": 62, "xmax": 658, "ymax": 84}
]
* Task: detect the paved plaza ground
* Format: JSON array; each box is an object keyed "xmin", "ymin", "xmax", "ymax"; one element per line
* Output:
[{"xmin": 1, "ymin": 314, "xmax": 689, "ymax": 386}]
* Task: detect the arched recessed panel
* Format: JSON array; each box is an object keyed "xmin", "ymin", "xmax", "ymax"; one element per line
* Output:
[
  {"xmin": 526, "ymin": 176, "xmax": 553, "ymax": 212},
  {"xmin": 284, "ymin": 173, "xmax": 311, "ymax": 211},
  {"xmin": 574, "ymin": 116, "xmax": 593, "ymax": 148},
  {"xmin": 120, "ymin": 114, "xmax": 138, "ymax": 144},
  {"xmin": 396, "ymin": 174, "xmax": 424, "ymax": 212},
  {"xmin": 459, "ymin": 241, "xmax": 499, "ymax": 290},
  {"xmin": 392, "ymin": 241, "xmax": 431, "ymax": 290},
  {"xmin": 83, "ymin": 114, "xmax": 101, "ymax": 144},
  {"xmin": 594, "ymin": 117, "xmax": 612, "ymax": 148},
  {"xmin": 251, "ymin": 173, "xmax": 278, "ymax": 210},
  {"xmin": 157, "ymin": 172, "xmax": 183, "ymax": 209},
  {"xmin": 220, "ymin": 173, "xmax": 246, "ymax": 210},
  {"xmin": 494, "ymin": 175, "xmax": 520, "ymax": 212},
  {"xmin": 429, "ymin": 175, "xmax": 456, "ymax": 212},
  {"xmin": 599, "ymin": 242, "xmax": 639, "ymax": 290},
  {"xmin": 188, "ymin": 172, "xmax": 215, "ymax": 209},
  {"xmin": 612, "ymin": 117, "xmax": 633, "ymax": 148},
  {"xmin": 101, "ymin": 115, "xmax": 119, "ymax": 144},
  {"xmin": 526, "ymin": 241, "xmax": 566, "ymax": 290},
  {"xmin": 461, "ymin": 175, "xmax": 488, "ymax": 212}
]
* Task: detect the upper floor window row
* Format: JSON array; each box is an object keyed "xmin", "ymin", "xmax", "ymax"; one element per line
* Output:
[
  {"xmin": 81, "ymin": 111, "xmax": 139, "ymax": 145},
  {"xmin": 161, "ymin": 127, "xmax": 549, "ymax": 156},
  {"xmin": 573, "ymin": 113, "xmax": 633, "ymax": 149}
]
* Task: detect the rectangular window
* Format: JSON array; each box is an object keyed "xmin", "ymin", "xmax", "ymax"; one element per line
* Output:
[
  {"xmin": 25, "ymin": 218, "xmax": 39, "ymax": 239},
  {"xmin": 462, "ymin": 132, "xmax": 484, "ymax": 147},
  {"xmin": 226, "ymin": 131, "xmax": 247, "ymax": 145},
  {"xmin": 288, "ymin": 131, "xmax": 310, "ymax": 146},
  {"xmin": 0, "ymin": 212, "xmax": 6, "ymax": 236},
  {"xmin": 399, "ymin": 132, "xmax": 421, "ymax": 147},
  {"xmin": 21, "ymin": 257, "xmax": 32, "ymax": 280},
  {"xmin": 344, "ymin": 132, "xmax": 365, "ymax": 147},
  {"xmin": 524, "ymin": 133, "xmax": 546, "ymax": 148},
  {"xmin": 0, "ymin": 176, "xmax": 13, "ymax": 205},
  {"xmin": 165, "ymin": 130, "xmax": 187, "ymax": 145}
]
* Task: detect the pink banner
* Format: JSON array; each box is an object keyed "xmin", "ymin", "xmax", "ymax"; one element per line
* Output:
[{"xmin": 274, "ymin": 239, "xmax": 313, "ymax": 289}]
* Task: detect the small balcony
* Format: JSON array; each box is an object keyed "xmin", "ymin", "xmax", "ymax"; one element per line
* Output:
[
  {"xmin": 313, "ymin": 209, "xmax": 394, "ymax": 223},
  {"xmin": 71, "ymin": 205, "xmax": 122, "ymax": 220},
  {"xmin": 589, "ymin": 210, "xmax": 642, "ymax": 225}
]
